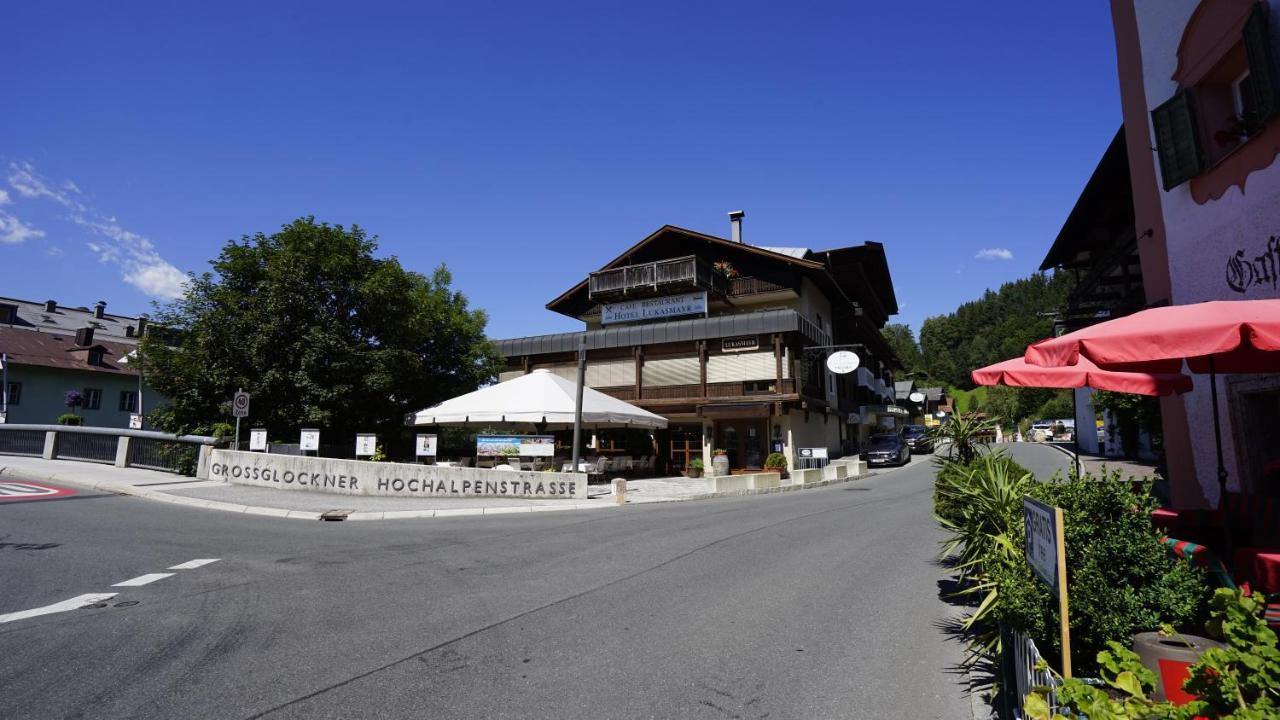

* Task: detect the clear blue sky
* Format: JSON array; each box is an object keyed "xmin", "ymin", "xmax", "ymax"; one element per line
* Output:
[{"xmin": 2, "ymin": 1, "xmax": 1121, "ymax": 340}]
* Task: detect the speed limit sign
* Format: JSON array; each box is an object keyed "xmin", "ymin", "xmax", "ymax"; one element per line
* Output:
[{"xmin": 232, "ymin": 390, "xmax": 250, "ymax": 418}]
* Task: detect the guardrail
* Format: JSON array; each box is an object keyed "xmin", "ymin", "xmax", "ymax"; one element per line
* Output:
[
  {"xmin": 0, "ymin": 424, "xmax": 222, "ymax": 476},
  {"xmin": 1005, "ymin": 625, "xmax": 1061, "ymax": 718}
]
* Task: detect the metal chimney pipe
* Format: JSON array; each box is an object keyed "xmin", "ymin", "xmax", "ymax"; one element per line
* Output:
[
  {"xmin": 94, "ymin": 300, "xmax": 106, "ymax": 319},
  {"xmin": 728, "ymin": 210, "xmax": 745, "ymax": 243}
]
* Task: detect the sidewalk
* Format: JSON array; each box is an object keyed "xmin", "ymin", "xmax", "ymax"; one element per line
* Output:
[
  {"xmin": 1041, "ymin": 441, "xmax": 1161, "ymax": 480},
  {"xmin": 0, "ymin": 455, "xmax": 874, "ymax": 521}
]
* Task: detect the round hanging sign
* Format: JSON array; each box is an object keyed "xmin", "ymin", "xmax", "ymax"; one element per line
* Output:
[
  {"xmin": 825, "ymin": 350, "xmax": 860, "ymax": 374},
  {"xmin": 908, "ymin": 391, "xmax": 925, "ymax": 403}
]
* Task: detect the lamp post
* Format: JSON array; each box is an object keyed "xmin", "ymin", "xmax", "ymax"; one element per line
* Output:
[
  {"xmin": 1, "ymin": 352, "xmax": 8, "ymax": 422},
  {"xmin": 571, "ymin": 333, "xmax": 586, "ymax": 472}
]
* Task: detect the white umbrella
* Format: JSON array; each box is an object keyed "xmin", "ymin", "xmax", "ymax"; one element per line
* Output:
[{"xmin": 411, "ymin": 369, "xmax": 668, "ymax": 429}]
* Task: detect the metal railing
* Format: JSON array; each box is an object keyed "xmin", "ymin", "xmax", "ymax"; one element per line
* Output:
[
  {"xmin": 0, "ymin": 424, "xmax": 221, "ymax": 476},
  {"xmin": 1007, "ymin": 626, "xmax": 1060, "ymax": 718},
  {"xmin": 0, "ymin": 428, "xmax": 45, "ymax": 457},
  {"xmin": 55, "ymin": 432, "xmax": 119, "ymax": 464}
]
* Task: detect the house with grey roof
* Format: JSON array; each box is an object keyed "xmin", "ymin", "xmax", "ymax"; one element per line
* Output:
[{"xmin": 0, "ymin": 297, "xmax": 163, "ymax": 428}]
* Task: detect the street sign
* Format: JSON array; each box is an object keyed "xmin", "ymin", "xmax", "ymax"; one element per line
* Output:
[
  {"xmin": 300, "ymin": 428, "xmax": 320, "ymax": 452},
  {"xmin": 129, "ymin": 414, "xmax": 142, "ymax": 429},
  {"xmin": 232, "ymin": 391, "xmax": 250, "ymax": 418},
  {"xmin": 1023, "ymin": 496, "xmax": 1073, "ymax": 678},
  {"xmin": 249, "ymin": 428, "xmax": 268, "ymax": 451},
  {"xmin": 355, "ymin": 434, "xmax": 377, "ymax": 457},
  {"xmin": 909, "ymin": 391, "xmax": 925, "ymax": 403},
  {"xmin": 415, "ymin": 434, "xmax": 437, "ymax": 457},
  {"xmin": 797, "ymin": 447, "xmax": 828, "ymax": 459},
  {"xmin": 826, "ymin": 351, "xmax": 860, "ymax": 374}
]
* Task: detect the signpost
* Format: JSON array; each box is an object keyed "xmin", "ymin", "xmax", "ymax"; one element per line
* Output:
[
  {"xmin": 231, "ymin": 389, "xmax": 250, "ymax": 450},
  {"xmin": 355, "ymin": 434, "xmax": 377, "ymax": 458},
  {"xmin": 249, "ymin": 428, "xmax": 268, "ymax": 452},
  {"xmin": 1023, "ymin": 496, "xmax": 1072, "ymax": 678}
]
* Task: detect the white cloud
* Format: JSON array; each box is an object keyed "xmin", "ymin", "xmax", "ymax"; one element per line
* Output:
[
  {"xmin": 46, "ymin": 246, "xmax": 64, "ymax": 258},
  {"xmin": 0, "ymin": 209, "xmax": 45, "ymax": 244},
  {"xmin": 975, "ymin": 247, "xmax": 1014, "ymax": 261},
  {"xmin": 8, "ymin": 161, "xmax": 187, "ymax": 299},
  {"xmin": 0, "ymin": 189, "xmax": 10, "ymax": 205}
]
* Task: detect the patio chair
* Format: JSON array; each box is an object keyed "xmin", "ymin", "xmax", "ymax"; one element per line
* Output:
[{"xmin": 1162, "ymin": 535, "xmax": 1280, "ymax": 631}]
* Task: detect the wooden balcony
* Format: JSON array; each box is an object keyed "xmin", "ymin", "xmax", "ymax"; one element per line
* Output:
[
  {"xmin": 727, "ymin": 276, "xmax": 791, "ymax": 297},
  {"xmin": 588, "ymin": 256, "xmax": 727, "ymax": 301}
]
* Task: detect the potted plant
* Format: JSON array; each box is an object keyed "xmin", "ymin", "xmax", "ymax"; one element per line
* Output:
[
  {"xmin": 764, "ymin": 452, "xmax": 788, "ymax": 478},
  {"xmin": 686, "ymin": 458, "xmax": 704, "ymax": 478},
  {"xmin": 712, "ymin": 448, "xmax": 730, "ymax": 477}
]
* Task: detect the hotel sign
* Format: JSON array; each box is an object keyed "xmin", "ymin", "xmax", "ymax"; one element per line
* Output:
[
  {"xmin": 721, "ymin": 336, "xmax": 759, "ymax": 352},
  {"xmin": 601, "ymin": 291, "xmax": 707, "ymax": 325}
]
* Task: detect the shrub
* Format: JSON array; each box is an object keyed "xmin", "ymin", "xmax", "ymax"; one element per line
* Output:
[
  {"xmin": 688, "ymin": 458, "xmax": 704, "ymax": 470},
  {"xmin": 996, "ymin": 470, "xmax": 1210, "ymax": 676},
  {"xmin": 928, "ymin": 413, "xmax": 997, "ymax": 465},
  {"xmin": 56, "ymin": 413, "xmax": 84, "ymax": 426},
  {"xmin": 764, "ymin": 452, "xmax": 787, "ymax": 471}
]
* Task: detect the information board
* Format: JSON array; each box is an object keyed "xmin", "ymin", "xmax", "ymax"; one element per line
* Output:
[
  {"xmin": 249, "ymin": 428, "xmax": 268, "ymax": 451},
  {"xmin": 300, "ymin": 428, "xmax": 321, "ymax": 452},
  {"xmin": 797, "ymin": 447, "xmax": 828, "ymax": 460},
  {"xmin": 355, "ymin": 434, "xmax": 378, "ymax": 457},
  {"xmin": 1023, "ymin": 497, "xmax": 1060, "ymax": 589},
  {"xmin": 415, "ymin": 434, "xmax": 437, "ymax": 457},
  {"xmin": 476, "ymin": 435, "xmax": 556, "ymax": 457}
]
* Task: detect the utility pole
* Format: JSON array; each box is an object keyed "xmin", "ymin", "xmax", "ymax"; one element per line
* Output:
[{"xmin": 571, "ymin": 334, "xmax": 587, "ymax": 472}]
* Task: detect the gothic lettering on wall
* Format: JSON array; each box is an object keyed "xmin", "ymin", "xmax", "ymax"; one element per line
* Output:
[{"xmin": 1226, "ymin": 236, "xmax": 1280, "ymax": 293}]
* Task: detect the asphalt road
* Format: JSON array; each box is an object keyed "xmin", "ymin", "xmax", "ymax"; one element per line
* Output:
[{"xmin": 0, "ymin": 446, "xmax": 1067, "ymax": 720}]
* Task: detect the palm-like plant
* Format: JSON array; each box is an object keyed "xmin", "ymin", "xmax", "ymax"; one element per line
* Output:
[{"xmin": 928, "ymin": 413, "xmax": 997, "ymax": 465}]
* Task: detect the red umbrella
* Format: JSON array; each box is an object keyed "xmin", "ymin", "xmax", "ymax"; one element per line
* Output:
[
  {"xmin": 1023, "ymin": 299, "xmax": 1280, "ymax": 374},
  {"xmin": 972, "ymin": 355, "xmax": 1194, "ymax": 396},
  {"xmin": 1023, "ymin": 299, "xmax": 1280, "ymax": 506}
]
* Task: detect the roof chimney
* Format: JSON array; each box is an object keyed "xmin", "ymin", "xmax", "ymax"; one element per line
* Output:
[
  {"xmin": 94, "ymin": 300, "xmax": 106, "ymax": 319},
  {"xmin": 137, "ymin": 315, "xmax": 148, "ymax": 337},
  {"xmin": 75, "ymin": 327, "xmax": 95, "ymax": 347},
  {"xmin": 728, "ymin": 210, "xmax": 745, "ymax": 243},
  {"xmin": 45, "ymin": 299, "xmax": 57, "ymax": 313}
]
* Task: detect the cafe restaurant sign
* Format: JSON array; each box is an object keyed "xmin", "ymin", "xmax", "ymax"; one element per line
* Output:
[{"xmin": 601, "ymin": 291, "xmax": 707, "ymax": 325}]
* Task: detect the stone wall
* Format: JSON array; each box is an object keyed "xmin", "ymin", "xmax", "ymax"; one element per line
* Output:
[{"xmin": 209, "ymin": 450, "xmax": 588, "ymax": 500}]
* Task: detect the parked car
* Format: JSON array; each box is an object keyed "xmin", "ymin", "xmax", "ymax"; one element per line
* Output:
[
  {"xmin": 902, "ymin": 424, "xmax": 932, "ymax": 454},
  {"xmin": 1030, "ymin": 421, "xmax": 1054, "ymax": 442},
  {"xmin": 860, "ymin": 432, "xmax": 910, "ymax": 467}
]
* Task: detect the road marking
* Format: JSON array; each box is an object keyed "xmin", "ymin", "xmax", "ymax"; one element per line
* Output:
[
  {"xmin": 167, "ymin": 558, "xmax": 219, "ymax": 570},
  {"xmin": 0, "ymin": 593, "xmax": 117, "ymax": 623},
  {"xmin": 0, "ymin": 481, "xmax": 76, "ymax": 502},
  {"xmin": 112, "ymin": 573, "xmax": 175, "ymax": 587}
]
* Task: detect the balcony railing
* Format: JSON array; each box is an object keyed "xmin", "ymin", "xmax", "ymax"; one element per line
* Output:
[
  {"xmin": 588, "ymin": 256, "xmax": 727, "ymax": 301},
  {"xmin": 727, "ymin": 276, "xmax": 791, "ymax": 297}
]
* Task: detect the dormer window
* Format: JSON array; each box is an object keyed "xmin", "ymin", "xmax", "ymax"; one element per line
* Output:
[{"xmin": 88, "ymin": 349, "xmax": 104, "ymax": 366}]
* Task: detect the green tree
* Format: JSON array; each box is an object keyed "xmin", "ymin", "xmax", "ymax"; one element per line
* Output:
[
  {"xmin": 142, "ymin": 217, "xmax": 499, "ymax": 447},
  {"xmin": 881, "ymin": 323, "xmax": 925, "ymax": 378}
]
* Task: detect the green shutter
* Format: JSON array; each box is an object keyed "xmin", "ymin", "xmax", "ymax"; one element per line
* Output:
[
  {"xmin": 1151, "ymin": 90, "xmax": 1205, "ymax": 191},
  {"xmin": 1243, "ymin": 1, "xmax": 1279, "ymax": 126}
]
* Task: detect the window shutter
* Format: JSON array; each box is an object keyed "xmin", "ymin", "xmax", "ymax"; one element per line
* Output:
[
  {"xmin": 642, "ymin": 357, "xmax": 699, "ymax": 387},
  {"xmin": 1151, "ymin": 90, "xmax": 1205, "ymax": 191},
  {"xmin": 706, "ymin": 352, "xmax": 775, "ymax": 383},
  {"xmin": 1243, "ymin": 2, "xmax": 1279, "ymax": 126},
  {"xmin": 586, "ymin": 359, "xmax": 636, "ymax": 388}
]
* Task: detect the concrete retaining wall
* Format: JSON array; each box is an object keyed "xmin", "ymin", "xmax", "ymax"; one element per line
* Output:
[
  {"xmin": 209, "ymin": 449, "xmax": 588, "ymax": 500},
  {"xmin": 788, "ymin": 468, "xmax": 824, "ymax": 485}
]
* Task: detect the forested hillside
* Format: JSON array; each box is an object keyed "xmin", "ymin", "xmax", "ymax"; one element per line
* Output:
[{"xmin": 917, "ymin": 272, "xmax": 1074, "ymax": 390}]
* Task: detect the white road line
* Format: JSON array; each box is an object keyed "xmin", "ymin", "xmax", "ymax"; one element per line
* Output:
[
  {"xmin": 167, "ymin": 558, "xmax": 220, "ymax": 570},
  {"xmin": 0, "ymin": 593, "xmax": 117, "ymax": 624},
  {"xmin": 112, "ymin": 573, "xmax": 174, "ymax": 587}
]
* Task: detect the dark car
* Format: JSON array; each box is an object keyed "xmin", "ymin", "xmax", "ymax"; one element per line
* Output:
[
  {"xmin": 860, "ymin": 432, "xmax": 910, "ymax": 467},
  {"xmin": 902, "ymin": 424, "xmax": 933, "ymax": 454}
]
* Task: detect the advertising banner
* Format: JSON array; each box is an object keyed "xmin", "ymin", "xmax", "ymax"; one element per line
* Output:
[
  {"xmin": 601, "ymin": 291, "xmax": 706, "ymax": 325},
  {"xmin": 476, "ymin": 435, "xmax": 556, "ymax": 457}
]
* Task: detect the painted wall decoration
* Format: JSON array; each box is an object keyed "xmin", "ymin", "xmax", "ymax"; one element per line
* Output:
[{"xmin": 1226, "ymin": 236, "xmax": 1280, "ymax": 293}]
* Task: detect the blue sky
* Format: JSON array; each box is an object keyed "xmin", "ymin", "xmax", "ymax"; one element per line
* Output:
[{"xmin": 3, "ymin": 1, "xmax": 1121, "ymax": 339}]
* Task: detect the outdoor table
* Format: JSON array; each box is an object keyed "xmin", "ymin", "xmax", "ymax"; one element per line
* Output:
[{"xmin": 1232, "ymin": 548, "xmax": 1280, "ymax": 594}]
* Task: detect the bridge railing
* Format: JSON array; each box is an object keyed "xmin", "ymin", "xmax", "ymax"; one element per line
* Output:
[{"xmin": 0, "ymin": 424, "xmax": 222, "ymax": 476}]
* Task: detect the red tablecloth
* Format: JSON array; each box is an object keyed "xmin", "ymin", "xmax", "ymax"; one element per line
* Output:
[{"xmin": 1233, "ymin": 547, "xmax": 1280, "ymax": 595}]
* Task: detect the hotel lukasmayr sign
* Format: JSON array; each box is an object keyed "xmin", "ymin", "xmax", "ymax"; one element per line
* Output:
[{"xmin": 601, "ymin": 291, "xmax": 707, "ymax": 325}]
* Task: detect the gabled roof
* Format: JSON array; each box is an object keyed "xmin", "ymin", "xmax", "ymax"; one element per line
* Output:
[
  {"xmin": 0, "ymin": 327, "xmax": 139, "ymax": 375},
  {"xmin": 546, "ymin": 225, "xmax": 825, "ymax": 316},
  {"xmin": 0, "ymin": 296, "xmax": 145, "ymax": 345}
]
